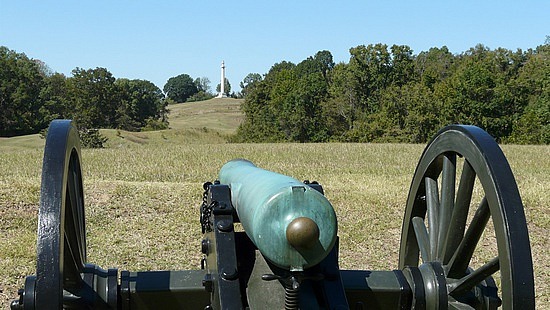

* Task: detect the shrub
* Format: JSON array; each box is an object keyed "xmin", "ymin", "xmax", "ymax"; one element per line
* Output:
[
  {"xmin": 79, "ymin": 128, "xmax": 108, "ymax": 148},
  {"xmin": 142, "ymin": 117, "xmax": 169, "ymax": 131},
  {"xmin": 186, "ymin": 91, "xmax": 214, "ymax": 102}
]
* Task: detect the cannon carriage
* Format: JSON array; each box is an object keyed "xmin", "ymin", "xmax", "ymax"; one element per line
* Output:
[{"xmin": 11, "ymin": 120, "xmax": 534, "ymax": 309}]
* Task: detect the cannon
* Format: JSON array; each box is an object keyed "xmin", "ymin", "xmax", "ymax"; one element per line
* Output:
[{"xmin": 11, "ymin": 120, "xmax": 534, "ymax": 309}]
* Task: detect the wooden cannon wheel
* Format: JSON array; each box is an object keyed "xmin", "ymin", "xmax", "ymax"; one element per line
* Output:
[
  {"xmin": 399, "ymin": 125, "xmax": 535, "ymax": 309},
  {"xmin": 33, "ymin": 120, "xmax": 87, "ymax": 309}
]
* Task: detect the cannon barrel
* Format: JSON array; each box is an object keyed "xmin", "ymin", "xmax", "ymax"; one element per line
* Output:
[{"xmin": 219, "ymin": 159, "xmax": 337, "ymax": 271}]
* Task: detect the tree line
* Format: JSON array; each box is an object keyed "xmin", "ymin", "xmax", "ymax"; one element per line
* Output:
[
  {"xmin": 234, "ymin": 41, "xmax": 549, "ymax": 144},
  {"xmin": 0, "ymin": 46, "xmax": 228, "ymax": 140},
  {"xmin": 0, "ymin": 46, "xmax": 171, "ymax": 138},
  {"xmin": 2, "ymin": 41, "xmax": 548, "ymax": 145}
]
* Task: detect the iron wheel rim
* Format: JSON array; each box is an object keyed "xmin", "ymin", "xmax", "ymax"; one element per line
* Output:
[
  {"xmin": 398, "ymin": 125, "xmax": 534, "ymax": 309},
  {"xmin": 35, "ymin": 120, "xmax": 87, "ymax": 309}
]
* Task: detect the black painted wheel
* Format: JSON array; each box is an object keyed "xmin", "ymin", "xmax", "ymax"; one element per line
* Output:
[
  {"xmin": 399, "ymin": 125, "xmax": 534, "ymax": 309},
  {"xmin": 35, "ymin": 120, "xmax": 87, "ymax": 309}
]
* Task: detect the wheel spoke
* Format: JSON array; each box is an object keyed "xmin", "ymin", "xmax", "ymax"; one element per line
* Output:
[
  {"xmin": 63, "ymin": 233, "xmax": 80, "ymax": 286},
  {"xmin": 438, "ymin": 153, "xmax": 456, "ymax": 260},
  {"xmin": 412, "ymin": 216, "xmax": 431, "ymax": 262},
  {"xmin": 425, "ymin": 177, "xmax": 439, "ymax": 261},
  {"xmin": 448, "ymin": 298, "xmax": 476, "ymax": 310},
  {"xmin": 64, "ymin": 159, "xmax": 83, "ymax": 286},
  {"xmin": 443, "ymin": 160, "xmax": 476, "ymax": 264},
  {"xmin": 449, "ymin": 257, "xmax": 500, "ymax": 297},
  {"xmin": 71, "ymin": 156, "xmax": 86, "ymax": 264},
  {"xmin": 447, "ymin": 197, "xmax": 490, "ymax": 278},
  {"xmin": 69, "ymin": 163, "xmax": 83, "ymax": 256}
]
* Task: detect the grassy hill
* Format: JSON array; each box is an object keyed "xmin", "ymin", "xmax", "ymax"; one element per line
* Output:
[
  {"xmin": 0, "ymin": 133, "xmax": 44, "ymax": 150},
  {"xmin": 102, "ymin": 97, "xmax": 244, "ymax": 148},
  {"xmin": 167, "ymin": 97, "xmax": 243, "ymax": 134},
  {"xmin": 0, "ymin": 97, "xmax": 244, "ymax": 149}
]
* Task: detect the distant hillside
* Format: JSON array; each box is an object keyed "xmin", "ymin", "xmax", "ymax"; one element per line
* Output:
[
  {"xmin": 103, "ymin": 97, "xmax": 244, "ymax": 147},
  {"xmin": 0, "ymin": 98, "xmax": 244, "ymax": 149},
  {"xmin": 0, "ymin": 133, "xmax": 44, "ymax": 150},
  {"xmin": 167, "ymin": 98, "xmax": 244, "ymax": 134}
]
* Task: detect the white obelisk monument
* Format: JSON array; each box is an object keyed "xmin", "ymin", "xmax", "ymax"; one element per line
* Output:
[{"xmin": 217, "ymin": 61, "xmax": 227, "ymax": 98}]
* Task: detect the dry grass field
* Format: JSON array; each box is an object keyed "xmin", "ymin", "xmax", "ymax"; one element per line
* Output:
[{"xmin": 1, "ymin": 98, "xmax": 548, "ymax": 308}]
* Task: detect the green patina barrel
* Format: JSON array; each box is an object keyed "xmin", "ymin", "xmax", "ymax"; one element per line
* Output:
[{"xmin": 218, "ymin": 159, "xmax": 337, "ymax": 271}]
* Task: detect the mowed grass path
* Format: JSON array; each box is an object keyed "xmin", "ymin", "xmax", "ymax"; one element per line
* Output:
[{"xmin": 1, "ymin": 98, "xmax": 548, "ymax": 307}]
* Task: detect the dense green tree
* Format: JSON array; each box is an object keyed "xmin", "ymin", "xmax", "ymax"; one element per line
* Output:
[
  {"xmin": 235, "ymin": 52, "xmax": 331, "ymax": 142},
  {"xmin": 366, "ymin": 83, "xmax": 440, "ymax": 143},
  {"xmin": 402, "ymin": 84, "xmax": 441, "ymax": 142},
  {"xmin": 267, "ymin": 67, "xmax": 297, "ymax": 140},
  {"xmin": 189, "ymin": 77, "xmax": 214, "ymax": 101},
  {"xmin": 239, "ymin": 73, "xmax": 262, "ymax": 98},
  {"xmin": 234, "ymin": 79, "xmax": 284, "ymax": 142},
  {"xmin": 312, "ymin": 50, "xmax": 335, "ymax": 82},
  {"xmin": 295, "ymin": 51, "xmax": 334, "ymax": 78},
  {"xmin": 509, "ymin": 43, "xmax": 550, "ymax": 143},
  {"xmin": 66, "ymin": 67, "xmax": 119, "ymax": 128},
  {"xmin": 0, "ymin": 46, "xmax": 45, "ymax": 136},
  {"xmin": 34, "ymin": 59, "xmax": 54, "ymax": 77},
  {"xmin": 511, "ymin": 96, "xmax": 550, "ymax": 144},
  {"xmin": 266, "ymin": 61, "xmax": 296, "ymax": 79},
  {"xmin": 323, "ymin": 63, "xmax": 357, "ymax": 135},
  {"xmin": 194, "ymin": 77, "xmax": 212, "ymax": 94},
  {"xmin": 436, "ymin": 58, "xmax": 494, "ymax": 123},
  {"xmin": 115, "ymin": 79, "xmax": 167, "ymax": 130},
  {"xmin": 39, "ymin": 73, "xmax": 70, "ymax": 124},
  {"xmin": 163, "ymin": 73, "xmax": 198, "ymax": 102},
  {"xmin": 390, "ymin": 44, "xmax": 416, "ymax": 86},
  {"xmin": 434, "ymin": 45, "xmax": 532, "ymax": 140},
  {"xmin": 291, "ymin": 72, "xmax": 329, "ymax": 141},
  {"xmin": 415, "ymin": 46, "xmax": 455, "ymax": 90},
  {"xmin": 348, "ymin": 43, "xmax": 392, "ymax": 112}
]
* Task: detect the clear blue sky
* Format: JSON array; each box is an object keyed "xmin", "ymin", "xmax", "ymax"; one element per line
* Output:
[{"xmin": 1, "ymin": 1, "xmax": 548, "ymax": 92}]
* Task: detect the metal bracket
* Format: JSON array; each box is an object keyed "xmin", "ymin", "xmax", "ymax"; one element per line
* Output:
[{"xmin": 203, "ymin": 183, "xmax": 244, "ymax": 309}]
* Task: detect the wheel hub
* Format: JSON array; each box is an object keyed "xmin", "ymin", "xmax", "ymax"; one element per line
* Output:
[{"xmin": 403, "ymin": 262, "xmax": 447, "ymax": 309}]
